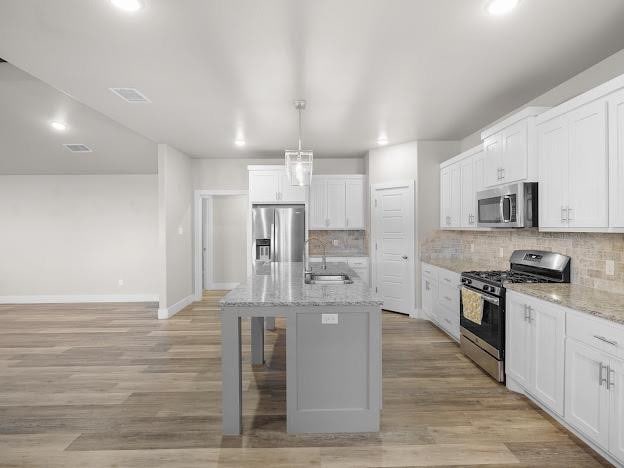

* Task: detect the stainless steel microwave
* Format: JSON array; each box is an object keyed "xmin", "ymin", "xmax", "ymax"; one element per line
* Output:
[{"xmin": 477, "ymin": 182, "xmax": 538, "ymax": 228}]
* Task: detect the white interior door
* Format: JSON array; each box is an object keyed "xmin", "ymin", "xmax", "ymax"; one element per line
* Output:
[
  {"xmin": 373, "ymin": 182, "xmax": 415, "ymax": 314},
  {"xmin": 202, "ymin": 198, "xmax": 213, "ymax": 289}
]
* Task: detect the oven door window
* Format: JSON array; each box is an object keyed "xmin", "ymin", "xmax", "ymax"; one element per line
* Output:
[
  {"xmin": 478, "ymin": 196, "xmax": 502, "ymax": 224},
  {"xmin": 460, "ymin": 292, "xmax": 503, "ymax": 353}
]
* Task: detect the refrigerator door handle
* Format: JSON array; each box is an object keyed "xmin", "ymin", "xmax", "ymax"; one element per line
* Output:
[{"xmin": 271, "ymin": 222, "xmax": 276, "ymax": 262}]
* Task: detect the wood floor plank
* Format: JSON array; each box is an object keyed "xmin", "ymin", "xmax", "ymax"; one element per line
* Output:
[{"xmin": 0, "ymin": 293, "xmax": 611, "ymax": 467}]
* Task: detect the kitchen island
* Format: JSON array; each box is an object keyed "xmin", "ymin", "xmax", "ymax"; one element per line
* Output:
[{"xmin": 220, "ymin": 262, "xmax": 382, "ymax": 435}]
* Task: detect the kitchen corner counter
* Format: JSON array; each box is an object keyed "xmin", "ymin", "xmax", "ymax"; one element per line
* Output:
[
  {"xmin": 421, "ymin": 257, "xmax": 496, "ymax": 275},
  {"xmin": 506, "ymin": 283, "xmax": 624, "ymax": 325},
  {"xmin": 221, "ymin": 262, "xmax": 381, "ymax": 307}
]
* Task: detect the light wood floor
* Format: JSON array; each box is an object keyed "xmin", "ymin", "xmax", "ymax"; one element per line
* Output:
[{"xmin": 0, "ymin": 291, "xmax": 611, "ymax": 467}]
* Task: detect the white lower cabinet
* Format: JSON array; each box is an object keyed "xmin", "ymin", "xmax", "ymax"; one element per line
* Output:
[
  {"xmin": 565, "ymin": 338, "xmax": 610, "ymax": 448},
  {"xmin": 506, "ymin": 292, "xmax": 565, "ymax": 416},
  {"xmin": 610, "ymin": 357, "xmax": 624, "ymax": 462},
  {"xmin": 506, "ymin": 290, "xmax": 624, "ymax": 465},
  {"xmin": 421, "ymin": 263, "xmax": 459, "ymax": 341}
]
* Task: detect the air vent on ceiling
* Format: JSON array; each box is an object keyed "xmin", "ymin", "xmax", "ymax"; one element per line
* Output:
[
  {"xmin": 109, "ymin": 87, "xmax": 151, "ymax": 103},
  {"xmin": 63, "ymin": 143, "xmax": 93, "ymax": 153}
]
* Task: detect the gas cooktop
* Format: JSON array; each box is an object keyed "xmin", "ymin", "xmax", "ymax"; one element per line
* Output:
[{"xmin": 461, "ymin": 269, "xmax": 555, "ymax": 285}]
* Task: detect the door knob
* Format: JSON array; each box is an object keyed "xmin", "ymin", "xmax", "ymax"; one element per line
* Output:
[{"xmin": 402, "ymin": 255, "xmax": 408, "ymax": 260}]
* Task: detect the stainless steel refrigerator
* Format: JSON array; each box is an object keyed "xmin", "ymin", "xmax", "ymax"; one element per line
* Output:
[{"xmin": 252, "ymin": 205, "xmax": 305, "ymax": 263}]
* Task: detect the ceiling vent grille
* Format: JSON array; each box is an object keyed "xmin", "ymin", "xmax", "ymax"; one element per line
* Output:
[
  {"xmin": 63, "ymin": 143, "xmax": 93, "ymax": 153},
  {"xmin": 109, "ymin": 87, "xmax": 150, "ymax": 103}
]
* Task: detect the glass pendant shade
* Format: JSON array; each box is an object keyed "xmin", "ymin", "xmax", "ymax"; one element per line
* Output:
[{"xmin": 285, "ymin": 150, "xmax": 313, "ymax": 186}]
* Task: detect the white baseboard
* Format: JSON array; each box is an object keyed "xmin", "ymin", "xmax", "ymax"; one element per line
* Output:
[
  {"xmin": 0, "ymin": 294, "xmax": 158, "ymax": 304},
  {"xmin": 204, "ymin": 282, "xmax": 239, "ymax": 290},
  {"xmin": 158, "ymin": 294, "xmax": 195, "ymax": 320}
]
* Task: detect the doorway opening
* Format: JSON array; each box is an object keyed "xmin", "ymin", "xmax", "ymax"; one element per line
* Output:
[{"xmin": 193, "ymin": 190, "xmax": 248, "ymax": 298}]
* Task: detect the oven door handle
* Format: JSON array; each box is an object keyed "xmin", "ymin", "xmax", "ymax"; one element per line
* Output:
[
  {"xmin": 462, "ymin": 286, "xmax": 500, "ymax": 306},
  {"xmin": 481, "ymin": 294, "xmax": 500, "ymax": 306}
]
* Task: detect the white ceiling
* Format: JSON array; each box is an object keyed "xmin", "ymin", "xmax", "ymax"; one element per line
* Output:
[
  {"xmin": 0, "ymin": 63, "xmax": 156, "ymax": 174},
  {"xmin": 1, "ymin": 0, "xmax": 624, "ymax": 167}
]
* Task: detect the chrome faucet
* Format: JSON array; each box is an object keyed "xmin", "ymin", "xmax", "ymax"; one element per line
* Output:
[{"xmin": 304, "ymin": 237, "xmax": 328, "ymax": 272}]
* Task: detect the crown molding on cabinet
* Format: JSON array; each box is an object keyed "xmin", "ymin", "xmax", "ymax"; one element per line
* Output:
[
  {"xmin": 481, "ymin": 106, "xmax": 550, "ymax": 140},
  {"xmin": 537, "ymin": 73, "xmax": 624, "ymax": 125}
]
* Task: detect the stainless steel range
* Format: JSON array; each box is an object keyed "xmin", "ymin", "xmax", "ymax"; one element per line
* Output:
[{"xmin": 459, "ymin": 250, "xmax": 571, "ymax": 382}]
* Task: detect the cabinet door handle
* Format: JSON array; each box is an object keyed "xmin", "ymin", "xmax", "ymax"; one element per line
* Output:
[
  {"xmin": 523, "ymin": 304, "xmax": 529, "ymax": 322},
  {"xmin": 567, "ymin": 207, "xmax": 574, "ymax": 221},
  {"xmin": 599, "ymin": 363, "xmax": 609, "ymax": 387},
  {"xmin": 594, "ymin": 335, "xmax": 618, "ymax": 346},
  {"xmin": 402, "ymin": 255, "xmax": 408, "ymax": 260},
  {"xmin": 609, "ymin": 368, "xmax": 616, "ymax": 390},
  {"xmin": 501, "ymin": 168, "xmax": 505, "ymax": 179},
  {"xmin": 560, "ymin": 206, "xmax": 567, "ymax": 222},
  {"xmin": 425, "ymin": 281, "xmax": 430, "ymax": 291}
]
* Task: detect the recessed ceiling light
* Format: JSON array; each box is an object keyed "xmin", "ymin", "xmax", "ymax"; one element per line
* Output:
[
  {"xmin": 377, "ymin": 136, "xmax": 388, "ymax": 146},
  {"xmin": 50, "ymin": 121, "xmax": 67, "ymax": 132},
  {"xmin": 235, "ymin": 138, "xmax": 246, "ymax": 147},
  {"xmin": 485, "ymin": 0, "xmax": 519, "ymax": 16},
  {"xmin": 110, "ymin": 0, "xmax": 144, "ymax": 12}
]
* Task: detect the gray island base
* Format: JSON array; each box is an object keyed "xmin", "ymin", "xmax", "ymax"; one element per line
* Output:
[{"xmin": 220, "ymin": 262, "xmax": 383, "ymax": 435}]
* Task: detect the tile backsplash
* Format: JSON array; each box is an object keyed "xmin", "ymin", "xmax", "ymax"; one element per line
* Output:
[
  {"xmin": 421, "ymin": 229, "xmax": 624, "ymax": 294},
  {"xmin": 308, "ymin": 230, "xmax": 368, "ymax": 256}
]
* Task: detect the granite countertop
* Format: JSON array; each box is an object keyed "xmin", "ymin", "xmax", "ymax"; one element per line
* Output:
[
  {"xmin": 421, "ymin": 257, "xmax": 497, "ymax": 274},
  {"xmin": 221, "ymin": 262, "xmax": 382, "ymax": 307},
  {"xmin": 506, "ymin": 283, "xmax": 624, "ymax": 326}
]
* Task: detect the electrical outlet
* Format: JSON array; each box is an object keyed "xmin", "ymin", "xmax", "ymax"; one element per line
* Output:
[
  {"xmin": 118, "ymin": 279, "xmax": 124, "ymax": 286},
  {"xmin": 321, "ymin": 313, "xmax": 338, "ymax": 325},
  {"xmin": 606, "ymin": 260, "xmax": 615, "ymax": 276},
  {"xmin": 498, "ymin": 247, "xmax": 504, "ymax": 258},
  {"xmin": 178, "ymin": 226, "xmax": 184, "ymax": 235},
  {"xmin": 470, "ymin": 243, "xmax": 475, "ymax": 253}
]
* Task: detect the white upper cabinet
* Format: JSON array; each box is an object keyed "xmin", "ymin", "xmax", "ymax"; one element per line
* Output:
[
  {"xmin": 248, "ymin": 166, "xmax": 306, "ymax": 203},
  {"xmin": 538, "ymin": 98, "xmax": 609, "ymax": 231},
  {"xmin": 345, "ymin": 179, "xmax": 365, "ymax": 229},
  {"xmin": 459, "ymin": 157, "xmax": 475, "ymax": 228},
  {"xmin": 440, "ymin": 146, "xmax": 483, "ymax": 230},
  {"xmin": 567, "ymin": 100, "xmax": 609, "ymax": 229},
  {"xmin": 482, "ymin": 107, "xmax": 548, "ymax": 188},
  {"xmin": 537, "ymin": 73, "xmax": 624, "ymax": 232},
  {"xmin": 538, "ymin": 114, "xmax": 569, "ymax": 229},
  {"xmin": 309, "ymin": 178, "xmax": 327, "ymax": 228},
  {"xmin": 309, "ymin": 175, "xmax": 366, "ymax": 230},
  {"xmin": 279, "ymin": 172, "xmax": 308, "ymax": 203},
  {"xmin": 440, "ymin": 164, "xmax": 460, "ymax": 228},
  {"xmin": 326, "ymin": 179, "xmax": 347, "ymax": 229},
  {"xmin": 483, "ymin": 132, "xmax": 503, "ymax": 187},
  {"xmin": 609, "ymin": 88, "xmax": 624, "ymax": 229},
  {"xmin": 249, "ymin": 170, "xmax": 282, "ymax": 202}
]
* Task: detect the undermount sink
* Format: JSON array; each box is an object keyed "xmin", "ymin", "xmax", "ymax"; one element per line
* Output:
[{"xmin": 304, "ymin": 272, "xmax": 353, "ymax": 285}]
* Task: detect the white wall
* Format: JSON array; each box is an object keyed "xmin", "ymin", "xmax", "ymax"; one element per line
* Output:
[
  {"xmin": 461, "ymin": 47, "xmax": 624, "ymax": 150},
  {"xmin": 158, "ymin": 144, "xmax": 193, "ymax": 317},
  {"xmin": 0, "ymin": 175, "xmax": 158, "ymax": 301},
  {"xmin": 212, "ymin": 195, "xmax": 248, "ymax": 285},
  {"xmin": 367, "ymin": 140, "xmax": 460, "ymax": 314},
  {"xmin": 192, "ymin": 157, "xmax": 365, "ymax": 190}
]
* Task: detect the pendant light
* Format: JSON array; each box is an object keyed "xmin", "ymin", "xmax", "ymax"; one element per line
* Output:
[{"xmin": 285, "ymin": 100, "xmax": 313, "ymax": 186}]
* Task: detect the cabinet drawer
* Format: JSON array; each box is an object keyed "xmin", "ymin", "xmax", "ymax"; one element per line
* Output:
[
  {"xmin": 422, "ymin": 263, "xmax": 437, "ymax": 278},
  {"xmin": 567, "ymin": 310, "xmax": 624, "ymax": 360},
  {"xmin": 438, "ymin": 269, "xmax": 460, "ymax": 287},
  {"xmin": 438, "ymin": 282, "xmax": 460, "ymax": 313}
]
